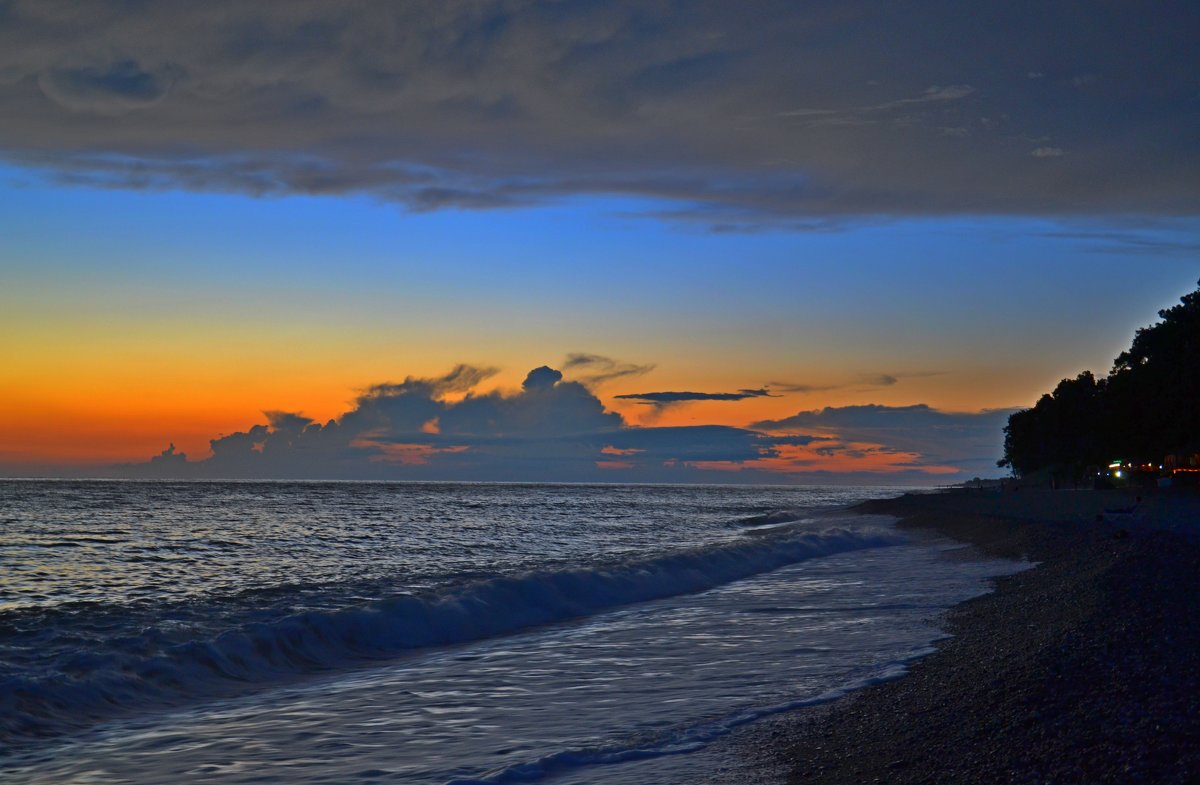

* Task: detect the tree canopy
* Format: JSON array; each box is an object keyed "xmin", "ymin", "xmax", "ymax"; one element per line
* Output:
[{"xmin": 999, "ymin": 280, "xmax": 1200, "ymax": 477}]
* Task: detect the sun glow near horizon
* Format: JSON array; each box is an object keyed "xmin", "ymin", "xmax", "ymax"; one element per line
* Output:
[{"xmin": 5, "ymin": 248, "xmax": 1197, "ymax": 479}]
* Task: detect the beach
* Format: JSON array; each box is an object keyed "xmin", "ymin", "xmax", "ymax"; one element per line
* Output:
[{"xmin": 731, "ymin": 487, "xmax": 1200, "ymax": 784}]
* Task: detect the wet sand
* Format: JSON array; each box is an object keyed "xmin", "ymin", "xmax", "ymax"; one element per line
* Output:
[{"xmin": 733, "ymin": 487, "xmax": 1200, "ymax": 784}]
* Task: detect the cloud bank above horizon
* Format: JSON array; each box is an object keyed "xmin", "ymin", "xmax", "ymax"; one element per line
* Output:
[
  {"xmin": 120, "ymin": 364, "xmax": 1014, "ymax": 484},
  {"xmin": 2, "ymin": 1, "xmax": 1197, "ymax": 226}
]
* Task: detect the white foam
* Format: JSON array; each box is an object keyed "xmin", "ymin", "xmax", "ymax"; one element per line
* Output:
[{"xmin": 448, "ymin": 657, "xmax": 924, "ymax": 785}]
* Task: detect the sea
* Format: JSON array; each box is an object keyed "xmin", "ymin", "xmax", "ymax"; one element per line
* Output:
[{"xmin": 0, "ymin": 480, "xmax": 1026, "ymax": 784}]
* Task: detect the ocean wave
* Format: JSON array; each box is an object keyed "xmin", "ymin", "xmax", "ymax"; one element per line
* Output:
[
  {"xmin": 0, "ymin": 526, "xmax": 902, "ymax": 746},
  {"xmin": 731, "ymin": 509, "xmax": 807, "ymax": 527}
]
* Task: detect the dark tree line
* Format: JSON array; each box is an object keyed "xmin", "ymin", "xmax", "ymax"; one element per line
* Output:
[{"xmin": 999, "ymin": 280, "xmax": 1200, "ymax": 478}]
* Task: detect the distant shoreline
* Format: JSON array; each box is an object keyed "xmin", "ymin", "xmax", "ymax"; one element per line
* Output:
[{"xmin": 731, "ymin": 486, "xmax": 1200, "ymax": 784}]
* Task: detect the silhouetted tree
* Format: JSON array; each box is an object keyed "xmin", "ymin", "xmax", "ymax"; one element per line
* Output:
[
  {"xmin": 999, "ymin": 371, "xmax": 1106, "ymax": 477},
  {"xmin": 999, "ymin": 280, "xmax": 1200, "ymax": 476},
  {"xmin": 1106, "ymin": 283, "xmax": 1200, "ymax": 459}
]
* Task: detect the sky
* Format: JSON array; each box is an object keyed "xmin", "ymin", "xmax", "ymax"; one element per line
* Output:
[{"xmin": 1, "ymin": 1, "xmax": 1198, "ymax": 484}]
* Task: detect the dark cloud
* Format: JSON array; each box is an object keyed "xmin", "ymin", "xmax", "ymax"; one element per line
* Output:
[
  {"xmin": 37, "ymin": 59, "xmax": 182, "ymax": 113},
  {"xmin": 753, "ymin": 403, "xmax": 1019, "ymax": 477},
  {"xmin": 2, "ymin": 1, "xmax": 1196, "ymax": 222},
  {"xmin": 605, "ymin": 425, "xmax": 770, "ymax": 464},
  {"xmin": 342, "ymin": 364, "xmax": 498, "ymax": 437},
  {"xmin": 113, "ymin": 366, "xmax": 1016, "ymax": 483},
  {"xmin": 615, "ymin": 388, "xmax": 777, "ymax": 405},
  {"xmin": 562, "ymin": 353, "xmax": 655, "ymax": 386},
  {"xmin": 438, "ymin": 373, "xmax": 620, "ymax": 439},
  {"xmin": 263, "ymin": 411, "xmax": 315, "ymax": 432},
  {"xmin": 521, "ymin": 365, "xmax": 562, "ymax": 390},
  {"xmin": 119, "ymin": 365, "xmax": 781, "ymax": 481},
  {"xmin": 139, "ymin": 443, "xmax": 189, "ymax": 476}
]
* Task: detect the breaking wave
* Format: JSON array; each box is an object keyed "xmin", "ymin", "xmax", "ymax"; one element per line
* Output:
[{"xmin": 1, "ymin": 526, "xmax": 901, "ymax": 746}]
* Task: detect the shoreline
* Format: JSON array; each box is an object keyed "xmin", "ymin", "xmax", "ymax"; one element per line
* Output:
[{"xmin": 730, "ymin": 487, "xmax": 1200, "ymax": 784}]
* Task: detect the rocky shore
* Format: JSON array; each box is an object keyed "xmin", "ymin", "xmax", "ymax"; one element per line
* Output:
[{"xmin": 740, "ymin": 488, "xmax": 1200, "ymax": 784}]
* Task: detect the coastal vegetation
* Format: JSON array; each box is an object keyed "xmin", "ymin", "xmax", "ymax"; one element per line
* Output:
[{"xmin": 999, "ymin": 280, "xmax": 1200, "ymax": 480}]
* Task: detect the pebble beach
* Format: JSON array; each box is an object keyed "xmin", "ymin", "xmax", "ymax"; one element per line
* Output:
[{"xmin": 731, "ymin": 487, "xmax": 1200, "ymax": 784}]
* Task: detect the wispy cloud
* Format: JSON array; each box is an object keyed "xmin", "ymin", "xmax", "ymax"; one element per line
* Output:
[
  {"xmin": 767, "ymin": 382, "xmax": 842, "ymax": 394},
  {"xmin": 562, "ymin": 353, "xmax": 655, "ymax": 386},
  {"xmin": 779, "ymin": 84, "xmax": 976, "ymax": 125},
  {"xmin": 362, "ymin": 364, "xmax": 500, "ymax": 401},
  {"xmin": 769, "ymin": 371, "xmax": 942, "ymax": 394},
  {"xmin": 1039, "ymin": 229, "xmax": 1200, "ymax": 256},
  {"xmin": 615, "ymin": 388, "xmax": 778, "ymax": 406}
]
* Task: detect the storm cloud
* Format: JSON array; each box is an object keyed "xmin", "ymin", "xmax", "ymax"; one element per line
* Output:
[{"xmin": 2, "ymin": 1, "xmax": 1196, "ymax": 223}]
